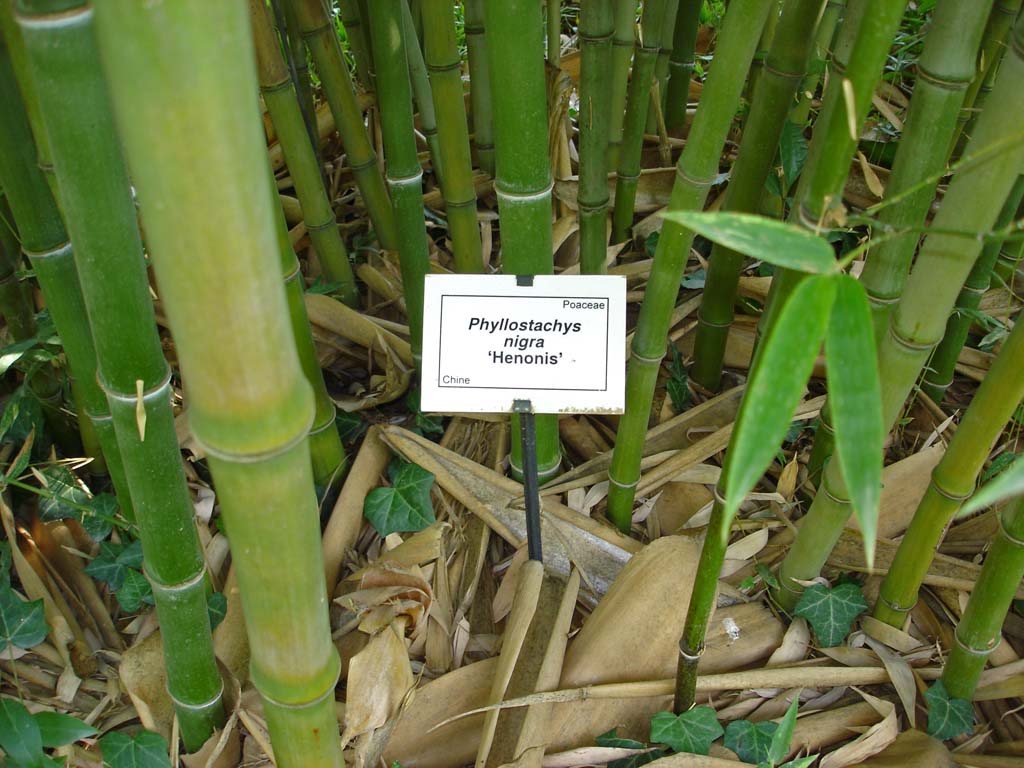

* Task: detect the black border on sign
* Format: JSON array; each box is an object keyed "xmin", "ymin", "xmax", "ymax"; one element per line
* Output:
[{"xmin": 437, "ymin": 294, "xmax": 611, "ymax": 392}]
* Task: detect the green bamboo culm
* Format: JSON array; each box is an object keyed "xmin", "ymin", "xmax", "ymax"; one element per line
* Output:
[
  {"xmin": 291, "ymin": 0, "xmax": 398, "ymax": 252},
  {"xmin": 93, "ymin": 3, "xmax": 343, "ymax": 764},
  {"xmin": 464, "ymin": 0, "xmax": 494, "ymax": 177},
  {"xmin": 610, "ymin": 0, "xmax": 668, "ymax": 244},
  {"xmin": 484, "ymin": 0, "xmax": 561, "ymax": 483},
  {"xmin": 606, "ymin": 0, "xmax": 773, "ymax": 531},
  {"xmin": 0, "ymin": 197, "xmax": 35, "ymax": 341},
  {"xmin": 0, "ymin": 27, "xmax": 133, "ymax": 517},
  {"xmin": 690, "ymin": 0, "xmax": 828, "ymax": 393},
  {"xmin": 251, "ymin": 0, "xmax": 358, "ymax": 306},
  {"xmin": 400, "ymin": 0, "xmax": 443, "ymax": 187},
  {"xmin": 17, "ymin": 1, "xmax": 226, "ymax": 749},
  {"xmin": 577, "ymin": 0, "xmax": 614, "ymax": 274},
  {"xmin": 270, "ymin": 174, "xmax": 347, "ymax": 495},
  {"xmin": 873, "ymin": 315, "xmax": 1024, "ymax": 628},
  {"xmin": 646, "ymin": 0, "xmax": 679, "ymax": 133},
  {"xmin": 859, "ymin": 0, "xmax": 995, "ymax": 344},
  {"xmin": 773, "ymin": 14, "xmax": 1024, "ymax": 612},
  {"xmin": 942, "ymin": 496, "xmax": 1024, "ymax": 700},
  {"xmin": 746, "ymin": 0, "xmax": 782, "ymax": 106},
  {"xmin": 279, "ymin": 0, "xmax": 318, "ymax": 151},
  {"xmin": 338, "ymin": 0, "xmax": 374, "ymax": 91},
  {"xmin": 606, "ymin": 0, "xmax": 636, "ymax": 168},
  {"xmin": 948, "ymin": 0, "xmax": 1022, "ymax": 162},
  {"xmin": 367, "ymin": 0, "xmax": 429, "ymax": 367},
  {"xmin": 547, "ymin": 0, "xmax": 561, "ymax": 65},
  {"xmin": 790, "ymin": 0, "xmax": 845, "ymax": 125},
  {"xmin": 921, "ymin": 175, "xmax": 1024, "ymax": 404},
  {"xmin": 663, "ymin": 0, "xmax": 703, "ymax": 133},
  {"xmin": 421, "ymin": 0, "xmax": 484, "ymax": 274}
]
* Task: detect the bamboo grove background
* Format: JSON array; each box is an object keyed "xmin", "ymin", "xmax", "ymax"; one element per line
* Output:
[{"xmin": 0, "ymin": 0, "xmax": 1021, "ymax": 766}]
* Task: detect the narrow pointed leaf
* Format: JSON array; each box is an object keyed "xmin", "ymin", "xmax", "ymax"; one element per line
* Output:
[
  {"xmin": 35, "ymin": 712, "xmax": 97, "ymax": 747},
  {"xmin": 723, "ymin": 275, "xmax": 836, "ymax": 521},
  {"xmin": 959, "ymin": 454, "xmax": 1024, "ymax": 517},
  {"xmin": 660, "ymin": 211, "xmax": 837, "ymax": 274},
  {"xmin": 825, "ymin": 275, "xmax": 883, "ymax": 568},
  {"xmin": 768, "ymin": 693, "xmax": 802, "ymax": 764},
  {"xmin": 0, "ymin": 698, "xmax": 42, "ymax": 765}
]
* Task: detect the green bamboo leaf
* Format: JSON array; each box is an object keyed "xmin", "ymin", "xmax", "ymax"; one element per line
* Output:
[
  {"xmin": 725, "ymin": 719, "xmax": 777, "ymax": 763},
  {"xmin": 793, "ymin": 583, "xmax": 868, "ymax": 647},
  {"xmin": 660, "ymin": 211, "xmax": 837, "ymax": 274},
  {"xmin": 0, "ymin": 586, "xmax": 48, "ymax": 653},
  {"xmin": 959, "ymin": 454, "xmax": 1024, "ymax": 517},
  {"xmin": 0, "ymin": 698, "xmax": 42, "ymax": 767},
  {"xmin": 100, "ymin": 730, "xmax": 172, "ymax": 768},
  {"xmin": 925, "ymin": 681, "xmax": 973, "ymax": 740},
  {"xmin": 35, "ymin": 711, "xmax": 97, "ymax": 747},
  {"xmin": 780, "ymin": 121, "xmax": 808, "ymax": 193},
  {"xmin": 364, "ymin": 462, "xmax": 436, "ymax": 536},
  {"xmin": 596, "ymin": 729, "xmax": 647, "ymax": 749},
  {"xmin": 723, "ymin": 275, "xmax": 836, "ymax": 522},
  {"xmin": 825, "ymin": 276, "xmax": 883, "ymax": 569},
  {"xmin": 778, "ymin": 758, "xmax": 817, "ymax": 768},
  {"xmin": 768, "ymin": 694, "xmax": 801, "ymax": 764},
  {"xmin": 649, "ymin": 706, "xmax": 723, "ymax": 755}
]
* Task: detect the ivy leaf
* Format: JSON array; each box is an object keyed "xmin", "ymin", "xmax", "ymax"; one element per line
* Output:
[
  {"xmin": 0, "ymin": 385, "xmax": 44, "ymax": 446},
  {"xmin": 768, "ymin": 694, "xmax": 802, "ymax": 765},
  {"xmin": 116, "ymin": 569, "xmax": 154, "ymax": 613},
  {"xmin": 596, "ymin": 729, "xmax": 647, "ymax": 749},
  {"xmin": 85, "ymin": 540, "xmax": 143, "ymax": 592},
  {"xmin": 780, "ymin": 121, "xmax": 809, "ymax": 193},
  {"xmin": 825, "ymin": 275, "xmax": 883, "ymax": 569},
  {"xmin": 0, "ymin": 698, "xmax": 42, "ymax": 766},
  {"xmin": 364, "ymin": 462, "xmax": 436, "ymax": 537},
  {"xmin": 650, "ymin": 706, "xmax": 723, "ymax": 755},
  {"xmin": 725, "ymin": 719, "xmax": 777, "ymax": 763},
  {"xmin": 80, "ymin": 494, "xmax": 118, "ymax": 541},
  {"xmin": 755, "ymin": 563, "xmax": 779, "ymax": 590},
  {"xmin": 660, "ymin": 212, "xmax": 837, "ymax": 275},
  {"xmin": 793, "ymin": 582, "xmax": 868, "ymax": 647},
  {"xmin": 681, "ymin": 267, "xmax": 706, "ymax": 289},
  {"xmin": 723, "ymin": 275, "xmax": 836, "ymax": 527},
  {"xmin": 100, "ymin": 730, "xmax": 172, "ymax": 768},
  {"xmin": 608, "ymin": 749, "xmax": 668, "ymax": 768},
  {"xmin": 207, "ymin": 592, "xmax": 227, "ymax": 630},
  {"xmin": 37, "ymin": 466, "xmax": 112, "ymax": 541},
  {"xmin": 0, "ymin": 586, "xmax": 48, "ymax": 653},
  {"xmin": 925, "ymin": 681, "xmax": 974, "ymax": 740},
  {"xmin": 35, "ymin": 711, "xmax": 97, "ymax": 747},
  {"xmin": 959, "ymin": 454, "xmax": 1024, "ymax": 518}
]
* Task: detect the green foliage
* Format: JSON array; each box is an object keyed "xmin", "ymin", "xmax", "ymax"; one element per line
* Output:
[
  {"xmin": 0, "ymin": 586, "xmax": 48, "ymax": 654},
  {"xmin": 925, "ymin": 681, "xmax": 974, "ymax": 740},
  {"xmin": 100, "ymin": 730, "xmax": 172, "ymax": 768},
  {"xmin": 0, "ymin": 698, "xmax": 96, "ymax": 768},
  {"xmin": 793, "ymin": 582, "xmax": 868, "ymax": 647},
  {"xmin": 0, "ymin": 385, "xmax": 45, "ymax": 446},
  {"xmin": 363, "ymin": 460, "xmax": 436, "ymax": 536},
  {"xmin": 825, "ymin": 276, "xmax": 883, "ymax": 568},
  {"xmin": 117, "ymin": 569, "xmax": 155, "ymax": 613},
  {"xmin": 649, "ymin": 706, "xmax": 723, "ymax": 755},
  {"xmin": 37, "ymin": 465, "xmax": 114, "ymax": 541},
  {"xmin": 765, "ymin": 695, "xmax": 802, "ymax": 767},
  {"xmin": 661, "ymin": 211, "xmax": 838, "ymax": 275},
  {"xmin": 207, "ymin": 591, "xmax": 228, "ymax": 630},
  {"xmin": 681, "ymin": 267, "xmax": 707, "ymax": 289},
  {"xmin": 406, "ymin": 389, "xmax": 444, "ymax": 436},
  {"xmin": 959, "ymin": 454, "xmax": 1024, "ymax": 517},
  {"xmin": 725, "ymin": 719, "xmax": 777, "ymax": 763},
  {"xmin": 84, "ymin": 540, "xmax": 156, "ymax": 613},
  {"xmin": 667, "ymin": 346, "xmax": 691, "ymax": 414},
  {"xmin": 0, "ymin": 313, "xmax": 58, "ymax": 379},
  {"xmin": 597, "ymin": 729, "xmax": 667, "ymax": 767},
  {"xmin": 982, "ymin": 452, "xmax": 1018, "ymax": 484},
  {"xmin": 779, "ymin": 122, "xmax": 809, "ymax": 195},
  {"xmin": 335, "ymin": 410, "xmax": 368, "ymax": 443}
]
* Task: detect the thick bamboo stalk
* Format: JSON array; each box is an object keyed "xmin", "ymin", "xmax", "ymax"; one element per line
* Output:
[
  {"xmin": 367, "ymin": 0, "xmax": 429, "ymax": 366},
  {"xmin": 93, "ymin": 3, "xmax": 343, "ymax": 764},
  {"xmin": 606, "ymin": 0, "xmax": 636, "ymax": 168},
  {"xmin": 922, "ymin": 175, "xmax": 1024, "ymax": 402},
  {"xmin": 271, "ymin": 175, "xmax": 346, "ymax": 493},
  {"xmin": 859, "ymin": 0, "xmax": 995, "ymax": 342},
  {"xmin": 578, "ymin": 0, "xmax": 614, "ymax": 275},
  {"xmin": 547, "ymin": 0, "xmax": 561, "ymax": 66},
  {"xmin": 279, "ymin": 0, "xmax": 317, "ymax": 147},
  {"xmin": 691, "ymin": 0, "xmax": 828, "ymax": 393},
  {"xmin": 0, "ymin": 198, "xmax": 35, "ymax": 341},
  {"xmin": 464, "ymin": 0, "xmax": 494, "ymax": 176},
  {"xmin": 421, "ymin": 0, "xmax": 483, "ymax": 274},
  {"xmin": 251, "ymin": 0, "xmax": 358, "ymax": 305},
  {"xmin": 400, "ymin": 0, "xmax": 443, "ymax": 186},
  {"xmin": 250, "ymin": 0, "xmax": 356, "ymax": 307},
  {"xmin": 610, "ymin": 0, "xmax": 669, "ymax": 244},
  {"xmin": 338, "ymin": 0, "xmax": 373, "ymax": 91},
  {"xmin": 790, "ymin": 0, "xmax": 845, "ymax": 124},
  {"xmin": 942, "ymin": 498, "xmax": 1024, "ymax": 700},
  {"xmin": 291, "ymin": 0, "xmax": 397, "ymax": 251},
  {"xmin": 874, "ymin": 316, "xmax": 1024, "ymax": 628},
  {"xmin": 484, "ymin": 0, "xmax": 561, "ymax": 483},
  {"xmin": 663, "ymin": 0, "xmax": 703, "ymax": 132},
  {"xmin": 0, "ymin": 30, "xmax": 131, "ymax": 518},
  {"xmin": 774, "ymin": 14, "xmax": 1024, "ymax": 611},
  {"xmin": 606, "ymin": 0, "xmax": 773, "ymax": 531},
  {"xmin": 17, "ymin": 1, "xmax": 225, "ymax": 749},
  {"xmin": 646, "ymin": 0, "xmax": 680, "ymax": 133}
]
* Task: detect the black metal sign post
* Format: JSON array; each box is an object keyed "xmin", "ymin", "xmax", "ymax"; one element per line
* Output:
[{"xmin": 513, "ymin": 398, "xmax": 543, "ymax": 563}]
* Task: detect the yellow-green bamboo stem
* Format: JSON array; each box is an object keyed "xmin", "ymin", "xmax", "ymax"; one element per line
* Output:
[
  {"xmin": 464, "ymin": 0, "xmax": 494, "ymax": 176},
  {"xmin": 94, "ymin": 3, "xmax": 343, "ymax": 764},
  {"xmin": 401, "ymin": 0, "xmax": 443, "ymax": 186},
  {"xmin": 607, "ymin": 0, "xmax": 636, "ymax": 168},
  {"xmin": 790, "ymin": 0, "xmax": 845, "ymax": 124},
  {"xmin": 338, "ymin": 0, "xmax": 373, "ymax": 91}
]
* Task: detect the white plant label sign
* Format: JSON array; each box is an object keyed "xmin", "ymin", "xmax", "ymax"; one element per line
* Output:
[{"xmin": 420, "ymin": 274, "xmax": 626, "ymax": 414}]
